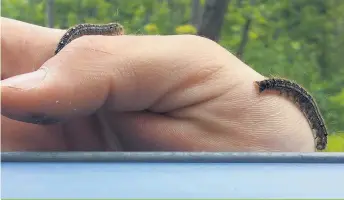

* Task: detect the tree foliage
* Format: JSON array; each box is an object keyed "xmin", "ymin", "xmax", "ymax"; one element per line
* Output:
[{"xmin": 2, "ymin": 0, "xmax": 343, "ymax": 151}]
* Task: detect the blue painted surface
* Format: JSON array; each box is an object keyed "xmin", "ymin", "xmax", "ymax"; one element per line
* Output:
[{"xmin": 2, "ymin": 162, "xmax": 344, "ymax": 199}]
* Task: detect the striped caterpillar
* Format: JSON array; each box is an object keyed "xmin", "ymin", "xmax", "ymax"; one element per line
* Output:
[
  {"xmin": 55, "ymin": 22, "xmax": 124, "ymax": 55},
  {"xmin": 255, "ymin": 78, "xmax": 328, "ymax": 151}
]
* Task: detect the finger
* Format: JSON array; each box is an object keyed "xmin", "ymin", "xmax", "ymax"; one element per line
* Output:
[
  {"xmin": 102, "ymin": 111, "xmax": 252, "ymax": 151},
  {"xmin": 1, "ymin": 17, "xmax": 64, "ymax": 79},
  {"xmin": 1, "ymin": 35, "xmax": 257, "ymax": 124},
  {"xmin": 1, "ymin": 116, "xmax": 67, "ymax": 151}
]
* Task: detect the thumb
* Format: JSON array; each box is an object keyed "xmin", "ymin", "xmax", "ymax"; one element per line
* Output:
[
  {"xmin": 1, "ymin": 55, "xmax": 111, "ymax": 125},
  {"xmin": 1, "ymin": 35, "xmax": 234, "ymax": 125}
]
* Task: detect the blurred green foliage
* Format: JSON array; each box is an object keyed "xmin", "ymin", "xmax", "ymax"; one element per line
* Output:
[
  {"xmin": 2, "ymin": 0, "xmax": 344, "ymax": 151},
  {"xmin": 325, "ymin": 133, "xmax": 344, "ymax": 152}
]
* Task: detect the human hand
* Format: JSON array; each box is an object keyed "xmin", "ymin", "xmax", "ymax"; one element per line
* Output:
[{"xmin": 1, "ymin": 17, "xmax": 315, "ymax": 152}]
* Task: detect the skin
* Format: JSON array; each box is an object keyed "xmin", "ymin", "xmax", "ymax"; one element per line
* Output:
[{"xmin": 1, "ymin": 17, "xmax": 315, "ymax": 152}]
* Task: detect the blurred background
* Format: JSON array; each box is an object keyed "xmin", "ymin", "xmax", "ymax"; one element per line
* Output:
[{"xmin": 2, "ymin": 0, "xmax": 344, "ymax": 151}]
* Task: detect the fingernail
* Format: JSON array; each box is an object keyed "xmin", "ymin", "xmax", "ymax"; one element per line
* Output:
[{"xmin": 1, "ymin": 69, "xmax": 47, "ymax": 90}]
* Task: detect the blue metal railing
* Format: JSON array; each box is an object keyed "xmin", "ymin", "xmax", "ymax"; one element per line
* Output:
[{"xmin": 2, "ymin": 152, "xmax": 344, "ymax": 199}]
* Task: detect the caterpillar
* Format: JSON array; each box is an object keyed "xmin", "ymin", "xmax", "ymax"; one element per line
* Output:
[
  {"xmin": 55, "ymin": 22, "xmax": 124, "ymax": 55},
  {"xmin": 255, "ymin": 78, "xmax": 328, "ymax": 151}
]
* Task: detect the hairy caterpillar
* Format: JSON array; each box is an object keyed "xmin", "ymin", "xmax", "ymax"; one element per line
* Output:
[
  {"xmin": 55, "ymin": 23, "xmax": 124, "ymax": 55},
  {"xmin": 255, "ymin": 78, "xmax": 328, "ymax": 151}
]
